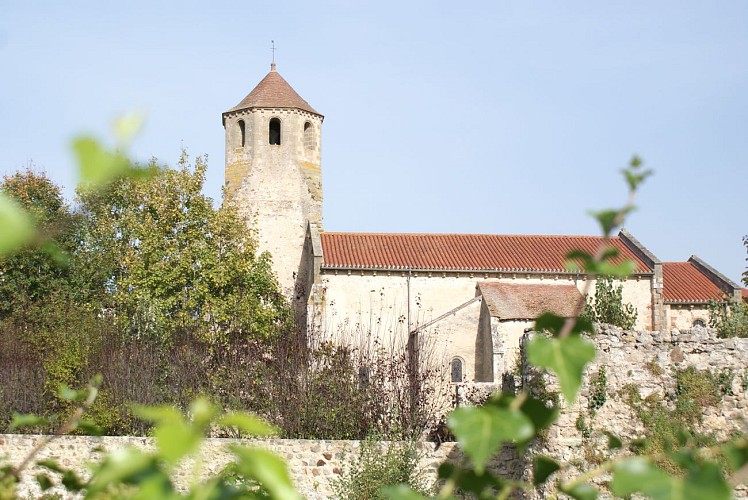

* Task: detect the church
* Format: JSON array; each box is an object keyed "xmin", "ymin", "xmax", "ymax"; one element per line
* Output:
[{"xmin": 221, "ymin": 64, "xmax": 744, "ymax": 384}]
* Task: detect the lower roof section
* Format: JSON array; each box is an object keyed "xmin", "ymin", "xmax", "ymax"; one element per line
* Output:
[{"xmin": 477, "ymin": 282, "xmax": 583, "ymax": 320}]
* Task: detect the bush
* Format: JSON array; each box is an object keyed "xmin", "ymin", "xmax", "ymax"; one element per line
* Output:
[
  {"xmin": 332, "ymin": 436, "xmax": 431, "ymax": 500},
  {"xmin": 583, "ymin": 276, "xmax": 638, "ymax": 329}
]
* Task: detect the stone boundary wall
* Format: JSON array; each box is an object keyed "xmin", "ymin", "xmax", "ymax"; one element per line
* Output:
[
  {"xmin": 525, "ymin": 325, "xmax": 748, "ymax": 498},
  {"xmin": 0, "ymin": 435, "xmax": 520, "ymax": 499}
]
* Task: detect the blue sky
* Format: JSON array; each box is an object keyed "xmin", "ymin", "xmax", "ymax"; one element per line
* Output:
[{"xmin": 2, "ymin": 1, "xmax": 746, "ymax": 283}]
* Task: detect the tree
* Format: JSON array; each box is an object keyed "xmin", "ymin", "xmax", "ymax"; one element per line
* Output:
[
  {"xmin": 75, "ymin": 152, "xmax": 290, "ymax": 344},
  {"xmin": 0, "ymin": 170, "xmax": 77, "ymax": 319},
  {"xmin": 583, "ymin": 275, "xmax": 638, "ymax": 329}
]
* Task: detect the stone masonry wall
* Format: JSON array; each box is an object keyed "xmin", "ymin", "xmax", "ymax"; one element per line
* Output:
[
  {"xmin": 0, "ymin": 435, "xmax": 521, "ymax": 499},
  {"xmin": 525, "ymin": 325, "xmax": 748, "ymax": 498}
]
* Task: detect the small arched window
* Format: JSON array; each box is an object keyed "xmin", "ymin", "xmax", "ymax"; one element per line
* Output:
[
  {"xmin": 237, "ymin": 120, "xmax": 246, "ymax": 147},
  {"xmin": 450, "ymin": 358, "xmax": 463, "ymax": 383},
  {"xmin": 693, "ymin": 319, "xmax": 706, "ymax": 328},
  {"xmin": 269, "ymin": 118, "xmax": 281, "ymax": 145},
  {"xmin": 303, "ymin": 121, "xmax": 314, "ymax": 150}
]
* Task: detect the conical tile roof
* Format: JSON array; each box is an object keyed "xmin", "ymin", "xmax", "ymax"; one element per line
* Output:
[{"xmin": 225, "ymin": 64, "xmax": 320, "ymax": 116}]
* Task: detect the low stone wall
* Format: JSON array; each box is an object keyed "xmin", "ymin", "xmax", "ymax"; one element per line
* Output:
[{"xmin": 0, "ymin": 434, "xmax": 521, "ymax": 499}]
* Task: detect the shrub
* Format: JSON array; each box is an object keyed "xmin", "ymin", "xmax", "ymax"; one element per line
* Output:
[
  {"xmin": 583, "ymin": 276, "xmax": 637, "ymax": 329},
  {"xmin": 332, "ymin": 436, "xmax": 431, "ymax": 500}
]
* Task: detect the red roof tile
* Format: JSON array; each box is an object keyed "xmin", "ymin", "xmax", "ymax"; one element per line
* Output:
[
  {"xmin": 226, "ymin": 66, "xmax": 320, "ymax": 115},
  {"xmin": 662, "ymin": 262, "xmax": 726, "ymax": 303},
  {"xmin": 478, "ymin": 282, "xmax": 583, "ymax": 320},
  {"xmin": 320, "ymin": 233, "xmax": 651, "ymax": 273}
]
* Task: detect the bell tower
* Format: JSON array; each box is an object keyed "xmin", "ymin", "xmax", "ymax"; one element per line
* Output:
[{"xmin": 222, "ymin": 64, "xmax": 323, "ymax": 298}]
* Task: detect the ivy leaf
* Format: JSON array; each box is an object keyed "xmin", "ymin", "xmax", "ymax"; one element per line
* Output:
[
  {"xmin": 0, "ymin": 193, "xmax": 35, "ymax": 256},
  {"xmin": 9, "ymin": 413, "xmax": 48, "ymax": 430},
  {"xmin": 36, "ymin": 459, "xmax": 63, "ymax": 473},
  {"xmin": 230, "ymin": 446, "xmax": 302, "ymax": 500},
  {"xmin": 448, "ymin": 405, "xmax": 534, "ymax": 474},
  {"xmin": 560, "ymin": 482, "xmax": 598, "ymax": 500},
  {"xmin": 74, "ymin": 136, "xmax": 132, "ymax": 189},
  {"xmin": 534, "ymin": 312, "xmax": 593, "ymax": 337},
  {"xmin": 723, "ymin": 439, "xmax": 748, "ymax": 472},
  {"xmin": 518, "ymin": 395, "xmax": 559, "ymax": 433},
  {"xmin": 35, "ymin": 473, "xmax": 53, "ymax": 491},
  {"xmin": 61, "ymin": 470, "xmax": 85, "ymax": 492},
  {"xmin": 526, "ymin": 335, "xmax": 596, "ymax": 404},
  {"xmin": 611, "ymin": 457, "xmax": 731, "ymax": 500},
  {"xmin": 218, "ymin": 412, "xmax": 278, "ymax": 437},
  {"xmin": 382, "ymin": 484, "xmax": 427, "ymax": 499},
  {"xmin": 533, "ymin": 455, "xmax": 560, "ymax": 486},
  {"xmin": 87, "ymin": 448, "xmax": 166, "ymax": 494},
  {"xmin": 437, "ymin": 462, "xmax": 505, "ymax": 496},
  {"xmin": 588, "ymin": 207, "xmax": 632, "ymax": 237},
  {"xmin": 605, "ymin": 431, "xmax": 622, "ymax": 450}
]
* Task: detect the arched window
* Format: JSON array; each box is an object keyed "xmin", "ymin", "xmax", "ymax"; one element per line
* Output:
[
  {"xmin": 693, "ymin": 319, "xmax": 706, "ymax": 328},
  {"xmin": 269, "ymin": 118, "xmax": 281, "ymax": 145},
  {"xmin": 237, "ymin": 120, "xmax": 246, "ymax": 147},
  {"xmin": 450, "ymin": 358, "xmax": 463, "ymax": 383},
  {"xmin": 303, "ymin": 121, "xmax": 314, "ymax": 150}
]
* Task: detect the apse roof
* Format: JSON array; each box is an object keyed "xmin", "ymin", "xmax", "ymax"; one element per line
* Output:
[
  {"xmin": 319, "ymin": 233, "xmax": 652, "ymax": 274},
  {"xmin": 225, "ymin": 64, "xmax": 320, "ymax": 116}
]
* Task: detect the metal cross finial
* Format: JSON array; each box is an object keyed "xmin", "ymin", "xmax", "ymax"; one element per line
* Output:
[{"xmin": 271, "ymin": 40, "xmax": 276, "ymax": 64}]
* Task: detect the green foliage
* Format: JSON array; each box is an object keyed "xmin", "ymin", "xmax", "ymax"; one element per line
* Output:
[
  {"xmin": 583, "ymin": 276, "xmax": 638, "ymax": 329},
  {"xmin": 622, "ymin": 366, "xmax": 726, "ymax": 474},
  {"xmin": 588, "ymin": 366, "xmax": 607, "ymax": 414},
  {"xmin": 708, "ymin": 298, "xmax": 748, "ymax": 338},
  {"xmin": 75, "ymin": 152, "xmax": 290, "ymax": 345},
  {"xmin": 332, "ymin": 437, "xmax": 430, "ymax": 500}
]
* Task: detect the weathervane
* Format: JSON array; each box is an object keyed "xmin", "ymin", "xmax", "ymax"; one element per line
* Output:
[{"xmin": 271, "ymin": 40, "xmax": 276, "ymax": 66}]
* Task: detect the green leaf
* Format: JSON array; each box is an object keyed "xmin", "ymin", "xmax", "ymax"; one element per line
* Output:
[
  {"xmin": 382, "ymin": 484, "xmax": 427, "ymax": 499},
  {"xmin": 533, "ymin": 455, "xmax": 560, "ymax": 486},
  {"xmin": 218, "ymin": 412, "xmax": 278, "ymax": 437},
  {"xmin": 154, "ymin": 419, "xmax": 200, "ymax": 466},
  {"xmin": 526, "ymin": 334, "xmax": 596, "ymax": 404},
  {"xmin": 36, "ymin": 459, "xmax": 63, "ymax": 473},
  {"xmin": 9, "ymin": 413, "xmax": 48, "ymax": 430},
  {"xmin": 534, "ymin": 312, "xmax": 593, "ymax": 337},
  {"xmin": 0, "ymin": 193, "xmax": 35, "ymax": 256},
  {"xmin": 723, "ymin": 439, "xmax": 748, "ymax": 472},
  {"xmin": 605, "ymin": 431, "xmax": 622, "ymax": 450},
  {"xmin": 77, "ymin": 419, "xmax": 103, "ymax": 436},
  {"xmin": 560, "ymin": 482, "xmax": 598, "ymax": 500},
  {"xmin": 437, "ymin": 462, "xmax": 506, "ymax": 496},
  {"xmin": 35, "ymin": 473, "xmax": 53, "ymax": 491},
  {"xmin": 61, "ymin": 470, "xmax": 85, "ymax": 492},
  {"xmin": 73, "ymin": 136, "xmax": 133, "ymax": 189},
  {"xmin": 87, "ymin": 448, "xmax": 167, "ymax": 494},
  {"xmin": 518, "ymin": 395, "xmax": 559, "ymax": 432},
  {"xmin": 447, "ymin": 405, "xmax": 534, "ymax": 474},
  {"xmin": 588, "ymin": 207, "xmax": 632, "ymax": 236},
  {"xmin": 230, "ymin": 446, "xmax": 301, "ymax": 500},
  {"xmin": 58, "ymin": 384, "xmax": 87, "ymax": 402},
  {"xmin": 611, "ymin": 457, "xmax": 731, "ymax": 500},
  {"xmin": 189, "ymin": 397, "xmax": 217, "ymax": 430},
  {"xmin": 113, "ymin": 111, "xmax": 145, "ymax": 144}
]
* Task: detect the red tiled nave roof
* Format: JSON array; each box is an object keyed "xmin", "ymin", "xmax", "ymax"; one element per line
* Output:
[
  {"xmin": 319, "ymin": 233, "xmax": 652, "ymax": 274},
  {"xmin": 226, "ymin": 65, "xmax": 320, "ymax": 116},
  {"xmin": 662, "ymin": 262, "xmax": 726, "ymax": 303}
]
